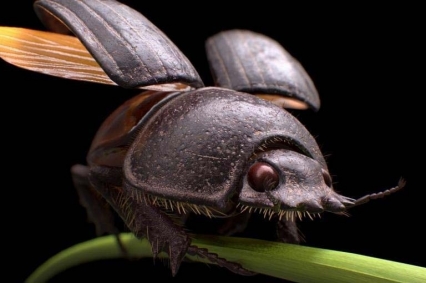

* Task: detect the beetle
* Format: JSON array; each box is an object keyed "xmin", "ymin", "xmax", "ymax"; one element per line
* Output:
[{"xmin": 0, "ymin": 0, "xmax": 405, "ymax": 276}]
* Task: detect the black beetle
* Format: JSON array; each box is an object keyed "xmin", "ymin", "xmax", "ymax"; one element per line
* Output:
[{"xmin": 0, "ymin": 0, "xmax": 405, "ymax": 276}]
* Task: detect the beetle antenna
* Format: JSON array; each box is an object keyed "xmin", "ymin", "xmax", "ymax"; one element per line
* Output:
[{"xmin": 347, "ymin": 177, "xmax": 406, "ymax": 208}]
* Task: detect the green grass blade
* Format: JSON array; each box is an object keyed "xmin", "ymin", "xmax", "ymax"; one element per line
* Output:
[
  {"xmin": 26, "ymin": 233, "xmax": 426, "ymax": 283},
  {"xmin": 192, "ymin": 235, "xmax": 426, "ymax": 283}
]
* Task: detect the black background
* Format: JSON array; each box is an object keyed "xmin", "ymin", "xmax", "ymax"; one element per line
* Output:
[{"xmin": 2, "ymin": 1, "xmax": 424, "ymax": 282}]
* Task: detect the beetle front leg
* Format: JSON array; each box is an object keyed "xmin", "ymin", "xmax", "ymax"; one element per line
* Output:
[
  {"xmin": 70, "ymin": 164, "xmax": 122, "ymax": 239},
  {"xmin": 276, "ymin": 219, "xmax": 301, "ymax": 244},
  {"xmin": 88, "ymin": 165, "xmax": 191, "ymax": 276},
  {"xmin": 89, "ymin": 165, "xmax": 255, "ymax": 276},
  {"xmin": 217, "ymin": 211, "xmax": 252, "ymax": 236}
]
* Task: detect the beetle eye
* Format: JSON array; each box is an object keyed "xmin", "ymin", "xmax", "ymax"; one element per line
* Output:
[
  {"xmin": 322, "ymin": 169, "xmax": 332, "ymax": 187},
  {"xmin": 248, "ymin": 162, "xmax": 279, "ymax": 192}
]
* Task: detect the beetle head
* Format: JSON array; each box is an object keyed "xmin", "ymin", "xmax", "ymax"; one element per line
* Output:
[{"xmin": 238, "ymin": 149, "xmax": 354, "ymax": 220}]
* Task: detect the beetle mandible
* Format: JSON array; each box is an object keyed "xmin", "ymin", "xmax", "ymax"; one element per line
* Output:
[{"xmin": 0, "ymin": 0, "xmax": 405, "ymax": 276}]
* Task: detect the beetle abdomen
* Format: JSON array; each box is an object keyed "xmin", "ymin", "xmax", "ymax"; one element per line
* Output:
[{"xmin": 123, "ymin": 87, "xmax": 327, "ymax": 209}]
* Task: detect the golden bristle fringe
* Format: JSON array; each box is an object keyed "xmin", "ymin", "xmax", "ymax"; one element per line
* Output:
[
  {"xmin": 237, "ymin": 203, "xmax": 321, "ymax": 221},
  {"xmin": 127, "ymin": 189, "xmax": 225, "ymax": 218},
  {"xmin": 124, "ymin": 189, "xmax": 320, "ymax": 221}
]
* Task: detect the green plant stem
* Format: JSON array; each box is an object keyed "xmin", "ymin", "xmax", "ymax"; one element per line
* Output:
[{"xmin": 26, "ymin": 233, "xmax": 426, "ymax": 283}]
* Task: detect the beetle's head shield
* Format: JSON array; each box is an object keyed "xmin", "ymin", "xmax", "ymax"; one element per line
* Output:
[{"xmin": 238, "ymin": 149, "xmax": 354, "ymax": 220}]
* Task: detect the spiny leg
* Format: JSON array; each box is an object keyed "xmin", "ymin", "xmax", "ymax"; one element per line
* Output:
[
  {"xmin": 185, "ymin": 211, "xmax": 257, "ymax": 275},
  {"xmin": 187, "ymin": 245, "xmax": 256, "ymax": 276},
  {"xmin": 276, "ymin": 218, "xmax": 302, "ymax": 244},
  {"xmin": 89, "ymin": 165, "xmax": 256, "ymax": 276},
  {"xmin": 88, "ymin": 165, "xmax": 191, "ymax": 276},
  {"xmin": 217, "ymin": 211, "xmax": 252, "ymax": 236},
  {"xmin": 70, "ymin": 164, "xmax": 126, "ymax": 254}
]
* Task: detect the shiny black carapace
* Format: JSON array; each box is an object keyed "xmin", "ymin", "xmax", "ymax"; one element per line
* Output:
[{"xmin": 0, "ymin": 0, "xmax": 405, "ymax": 276}]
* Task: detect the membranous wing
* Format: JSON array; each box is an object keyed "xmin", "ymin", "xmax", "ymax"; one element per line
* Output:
[{"xmin": 0, "ymin": 27, "xmax": 117, "ymax": 86}]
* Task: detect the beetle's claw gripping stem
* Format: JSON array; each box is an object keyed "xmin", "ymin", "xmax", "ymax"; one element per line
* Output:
[
  {"xmin": 349, "ymin": 177, "xmax": 406, "ymax": 208},
  {"xmin": 114, "ymin": 233, "xmax": 131, "ymax": 259},
  {"xmin": 187, "ymin": 245, "xmax": 256, "ymax": 276}
]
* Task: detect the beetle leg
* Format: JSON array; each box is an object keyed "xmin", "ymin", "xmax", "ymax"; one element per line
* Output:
[
  {"xmin": 187, "ymin": 245, "xmax": 256, "ymax": 276},
  {"xmin": 70, "ymin": 164, "xmax": 128, "ymax": 255},
  {"xmin": 217, "ymin": 211, "xmax": 252, "ymax": 236},
  {"xmin": 217, "ymin": 210, "xmax": 301, "ymax": 244},
  {"xmin": 276, "ymin": 219, "xmax": 302, "ymax": 244},
  {"xmin": 70, "ymin": 164, "xmax": 119, "ymax": 236},
  {"xmin": 88, "ymin": 165, "xmax": 191, "ymax": 276}
]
